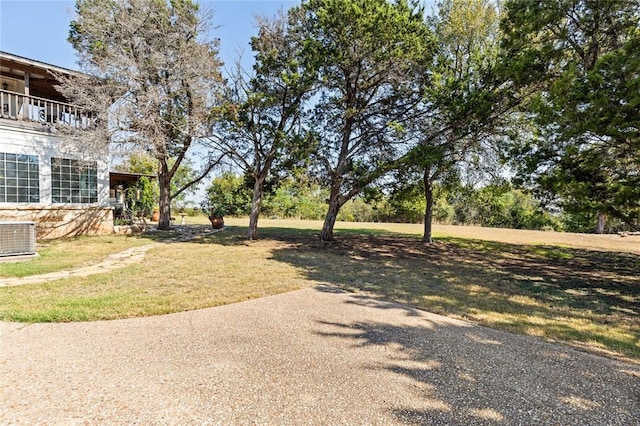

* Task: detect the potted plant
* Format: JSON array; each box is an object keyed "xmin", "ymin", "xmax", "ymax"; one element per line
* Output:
[{"xmin": 208, "ymin": 205, "xmax": 226, "ymax": 229}]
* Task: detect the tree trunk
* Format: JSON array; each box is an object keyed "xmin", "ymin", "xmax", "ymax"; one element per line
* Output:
[
  {"xmin": 595, "ymin": 211, "xmax": 606, "ymax": 234},
  {"xmin": 422, "ymin": 168, "xmax": 434, "ymax": 243},
  {"xmin": 321, "ymin": 200, "xmax": 340, "ymax": 242},
  {"xmin": 158, "ymin": 162, "xmax": 172, "ymax": 231},
  {"xmin": 247, "ymin": 177, "xmax": 264, "ymax": 240},
  {"xmin": 321, "ymin": 185, "xmax": 341, "ymax": 242}
]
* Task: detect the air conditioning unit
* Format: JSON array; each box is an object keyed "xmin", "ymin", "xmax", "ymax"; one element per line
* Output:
[{"xmin": 0, "ymin": 222, "xmax": 36, "ymax": 257}]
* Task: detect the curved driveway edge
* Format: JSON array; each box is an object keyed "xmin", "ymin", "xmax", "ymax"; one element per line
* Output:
[{"xmin": 1, "ymin": 286, "xmax": 638, "ymax": 425}]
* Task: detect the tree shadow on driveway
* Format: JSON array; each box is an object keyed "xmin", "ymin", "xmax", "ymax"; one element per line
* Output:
[
  {"xmin": 187, "ymin": 226, "xmax": 639, "ymax": 422},
  {"xmin": 309, "ymin": 293, "xmax": 640, "ymax": 424},
  {"xmin": 256, "ymin": 228, "xmax": 640, "ymax": 360}
]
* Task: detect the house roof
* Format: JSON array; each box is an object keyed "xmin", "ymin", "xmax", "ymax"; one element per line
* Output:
[
  {"xmin": 109, "ymin": 171, "xmax": 156, "ymax": 187},
  {"xmin": 0, "ymin": 51, "xmax": 86, "ymax": 103},
  {"xmin": 0, "ymin": 51, "xmax": 81, "ymax": 78}
]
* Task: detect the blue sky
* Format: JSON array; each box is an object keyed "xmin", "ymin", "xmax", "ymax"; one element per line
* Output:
[{"xmin": 0, "ymin": 0, "xmax": 297, "ymax": 70}]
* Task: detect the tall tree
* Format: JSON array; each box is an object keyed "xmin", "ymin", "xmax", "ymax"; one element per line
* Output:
[
  {"xmin": 293, "ymin": 0, "xmax": 435, "ymax": 241},
  {"xmin": 501, "ymin": 0, "xmax": 640, "ymax": 232},
  {"xmin": 403, "ymin": 0, "xmax": 510, "ymax": 243},
  {"xmin": 213, "ymin": 11, "xmax": 316, "ymax": 239},
  {"xmin": 59, "ymin": 0, "xmax": 225, "ymax": 230}
]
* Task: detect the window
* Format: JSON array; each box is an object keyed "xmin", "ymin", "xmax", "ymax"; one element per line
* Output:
[
  {"xmin": 51, "ymin": 158, "xmax": 98, "ymax": 204},
  {"xmin": 0, "ymin": 153, "xmax": 40, "ymax": 203}
]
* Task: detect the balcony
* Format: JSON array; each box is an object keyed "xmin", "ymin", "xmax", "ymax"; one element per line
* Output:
[{"xmin": 0, "ymin": 89, "xmax": 95, "ymax": 130}]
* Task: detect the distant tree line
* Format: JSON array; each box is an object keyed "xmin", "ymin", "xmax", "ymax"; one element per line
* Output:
[
  {"xmin": 206, "ymin": 170, "xmax": 624, "ymax": 233},
  {"xmin": 60, "ymin": 0, "xmax": 639, "ymax": 239}
]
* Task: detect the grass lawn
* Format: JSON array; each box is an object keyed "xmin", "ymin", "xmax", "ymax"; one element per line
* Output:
[
  {"xmin": 0, "ymin": 234, "xmax": 158, "ymax": 278},
  {"xmin": 1, "ymin": 217, "xmax": 638, "ymax": 363}
]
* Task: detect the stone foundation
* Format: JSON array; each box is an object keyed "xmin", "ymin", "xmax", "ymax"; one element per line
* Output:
[{"xmin": 0, "ymin": 206, "xmax": 114, "ymax": 239}]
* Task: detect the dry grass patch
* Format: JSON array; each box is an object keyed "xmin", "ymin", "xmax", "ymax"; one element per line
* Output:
[
  {"xmin": 0, "ymin": 234, "xmax": 156, "ymax": 278},
  {"xmin": 0, "ymin": 230, "xmax": 309, "ymax": 322}
]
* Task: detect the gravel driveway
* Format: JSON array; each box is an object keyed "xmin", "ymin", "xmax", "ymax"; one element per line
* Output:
[{"xmin": 1, "ymin": 286, "xmax": 638, "ymax": 425}]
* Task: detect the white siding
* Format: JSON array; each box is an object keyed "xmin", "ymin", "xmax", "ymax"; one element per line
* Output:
[{"xmin": 0, "ymin": 122, "xmax": 109, "ymax": 207}]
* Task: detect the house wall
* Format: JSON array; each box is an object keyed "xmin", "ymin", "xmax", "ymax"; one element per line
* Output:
[
  {"xmin": 0, "ymin": 121, "xmax": 113, "ymax": 238},
  {"xmin": 0, "ymin": 206, "xmax": 113, "ymax": 239}
]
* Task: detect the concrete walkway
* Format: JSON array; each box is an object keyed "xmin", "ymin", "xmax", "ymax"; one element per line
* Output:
[{"xmin": 1, "ymin": 286, "xmax": 638, "ymax": 425}]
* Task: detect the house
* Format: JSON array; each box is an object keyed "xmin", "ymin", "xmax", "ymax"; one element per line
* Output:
[{"xmin": 0, "ymin": 51, "xmax": 134, "ymax": 238}]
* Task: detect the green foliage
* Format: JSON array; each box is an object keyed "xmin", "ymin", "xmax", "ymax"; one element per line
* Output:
[
  {"xmin": 120, "ymin": 153, "xmax": 157, "ymax": 175},
  {"xmin": 385, "ymin": 178, "xmax": 559, "ymax": 230},
  {"xmin": 168, "ymin": 158, "xmax": 201, "ymax": 208},
  {"xmin": 218, "ymin": 168, "xmax": 560, "ymax": 230},
  {"xmin": 433, "ymin": 198, "xmax": 455, "ymax": 224},
  {"xmin": 501, "ymin": 0, "xmax": 640, "ymax": 232},
  {"xmin": 214, "ymin": 10, "xmax": 318, "ymax": 238},
  {"xmin": 388, "ymin": 182, "xmax": 426, "ymax": 224},
  {"xmin": 126, "ymin": 176, "xmax": 155, "ymax": 218},
  {"xmin": 428, "ymin": 0, "xmax": 502, "ymax": 123},
  {"xmin": 560, "ymin": 210, "xmax": 632, "ymax": 234},
  {"xmin": 264, "ymin": 172, "xmax": 329, "ymax": 220},
  {"xmin": 204, "ymin": 172, "xmax": 252, "ymax": 217},
  {"xmin": 337, "ymin": 196, "xmax": 389, "ymax": 223},
  {"xmin": 449, "ymin": 183, "xmax": 560, "ymax": 230},
  {"xmin": 202, "ymin": 170, "xmax": 330, "ymax": 221},
  {"xmin": 209, "ymin": 205, "xmax": 227, "ymax": 218}
]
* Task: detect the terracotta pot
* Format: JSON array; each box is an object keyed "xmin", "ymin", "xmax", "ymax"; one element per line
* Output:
[{"xmin": 209, "ymin": 216, "xmax": 224, "ymax": 229}]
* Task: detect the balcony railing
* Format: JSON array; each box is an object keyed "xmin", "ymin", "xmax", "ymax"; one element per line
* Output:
[{"xmin": 0, "ymin": 89, "xmax": 95, "ymax": 129}]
